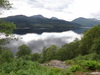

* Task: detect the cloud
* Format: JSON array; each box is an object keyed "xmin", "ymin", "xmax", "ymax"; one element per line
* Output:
[
  {"xmin": 2, "ymin": 0, "xmax": 100, "ymax": 21},
  {"xmin": 28, "ymin": 0, "xmax": 73, "ymax": 11},
  {"xmin": 91, "ymin": 11, "xmax": 100, "ymax": 20},
  {"xmin": 0, "ymin": 0, "xmax": 74, "ymax": 21},
  {"xmin": 67, "ymin": 0, "xmax": 100, "ymax": 19},
  {"xmin": 9, "ymin": 0, "xmax": 73, "ymax": 12}
]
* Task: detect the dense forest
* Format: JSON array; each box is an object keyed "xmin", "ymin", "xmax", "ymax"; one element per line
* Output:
[
  {"xmin": 72, "ymin": 17, "xmax": 100, "ymax": 27},
  {"xmin": 0, "ymin": 0, "xmax": 100, "ymax": 75},
  {"xmin": 1, "ymin": 15, "xmax": 82, "ymax": 34}
]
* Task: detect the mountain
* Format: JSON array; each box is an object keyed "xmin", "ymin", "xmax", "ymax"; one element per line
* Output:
[
  {"xmin": 1, "ymin": 15, "xmax": 82, "ymax": 34},
  {"xmin": 72, "ymin": 17, "xmax": 100, "ymax": 27},
  {"xmin": 31, "ymin": 15, "xmax": 45, "ymax": 18},
  {"xmin": 50, "ymin": 17, "xmax": 59, "ymax": 20}
]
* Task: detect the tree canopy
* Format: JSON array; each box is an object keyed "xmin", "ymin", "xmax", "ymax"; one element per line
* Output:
[
  {"xmin": 0, "ymin": 0, "xmax": 15, "ymax": 35},
  {"xmin": 0, "ymin": 0, "xmax": 11, "ymax": 13},
  {"xmin": 78, "ymin": 25, "xmax": 100, "ymax": 55},
  {"xmin": 16, "ymin": 44, "xmax": 31, "ymax": 57},
  {"xmin": 0, "ymin": 19, "xmax": 15, "ymax": 35}
]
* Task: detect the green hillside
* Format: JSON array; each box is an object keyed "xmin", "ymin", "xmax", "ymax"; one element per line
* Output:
[
  {"xmin": 72, "ymin": 17, "xmax": 100, "ymax": 27},
  {"xmin": 1, "ymin": 15, "xmax": 82, "ymax": 34}
]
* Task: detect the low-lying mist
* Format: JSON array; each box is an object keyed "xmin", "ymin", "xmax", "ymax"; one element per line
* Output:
[{"xmin": 5, "ymin": 30, "xmax": 82, "ymax": 54}]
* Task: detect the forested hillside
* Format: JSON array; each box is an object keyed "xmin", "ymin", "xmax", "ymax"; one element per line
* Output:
[
  {"xmin": 1, "ymin": 15, "xmax": 82, "ymax": 34},
  {"xmin": 72, "ymin": 17, "xmax": 100, "ymax": 27}
]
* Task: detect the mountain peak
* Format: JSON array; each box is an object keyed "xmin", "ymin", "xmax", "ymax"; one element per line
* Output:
[
  {"xmin": 75, "ymin": 17, "xmax": 87, "ymax": 20},
  {"xmin": 31, "ymin": 15, "xmax": 44, "ymax": 18},
  {"xmin": 72, "ymin": 17, "xmax": 100, "ymax": 27},
  {"xmin": 50, "ymin": 17, "xmax": 58, "ymax": 20},
  {"xmin": 5, "ymin": 15, "xmax": 27, "ymax": 18}
]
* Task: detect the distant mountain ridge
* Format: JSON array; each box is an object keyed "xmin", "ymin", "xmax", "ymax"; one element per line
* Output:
[
  {"xmin": 72, "ymin": 17, "xmax": 100, "ymax": 27},
  {"xmin": 1, "ymin": 15, "xmax": 82, "ymax": 34},
  {"xmin": 50, "ymin": 17, "xmax": 59, "ymax": 20}
]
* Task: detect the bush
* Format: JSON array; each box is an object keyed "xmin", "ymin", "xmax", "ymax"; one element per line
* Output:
[
  {"xmin": 31, "ymin": 53, "xmax": 41, "ymax": 62},
  {"xmin": 80, "ymin": 60, "xmax": 98, "ymax": 71},
  {"xmin": 0, "ymin": 58, "xmax": 66, "ymax": 75},
  {"xmin": 73, "ymin": 53, "xmax": 100, "ymax": 61},
  {"xmin": 96, "ymin": 63, "xmax": 100, "ymax": 70},
  {"xmin": 66, "ymin": 60, "xmax": 75, "ymax": 65},
  {"xmin": 50, "ymin": 68, "xmax": 62, "ymax": 73},
  {"xmin": 66, "ymin": 65, "xmax": 83, "ymax": 75}
]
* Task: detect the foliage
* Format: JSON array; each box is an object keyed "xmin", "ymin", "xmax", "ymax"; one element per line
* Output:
[
  {"xmin": 78, "ymin": 25, "xmax": 100, "ymax": 55},
  {"xmin": 20, "ymin": 55, "xmax": 31, "ymax": 60},
  {"xmin": 0, "ymin": 0, "xmax": 15, "ymax": 50},
  {"xmin": 0, "ymin": 0, "xmax": 11, "ymax": 13},
  {"xmin": 31, "ymin": 53, "xmax": 41, "ymax": 62},
  {"xmin": 0, "ymin": 11, "xmax": 100, "ymax": 74},
  {"xmin": 2, "ymin": 15, "xmax": 82, "ymax": 34},
  {"xmin": 80, "ymin": 60, "xmax": 100, "ymax": 71},
  {"xmin": 0, "ymin": 59, "xmax": 66, "ymax": 75},
  {"xmin": 73, "ymin": 53, "xmax": 100, "ymax": 61},
  {"xmin": 16, "ymin": 44, "xmax": 31, "ymax": 57},
  {"xmin": 66, "ymin": 65, "xmax": 83, "ymax": 75},
  {"xmin": 56, "ymin": 39, "xmax": 80, "ymax": 61},
  {"xmin": 66, "ymin": 53, "xmax": 100, "ymax": 66},
  {"xmin": 91, "ymin": 37, "xmax": 100, "ymax": 54},
  {"xmin": 65, "ymin": 59, "xmax": 100, "ymax": 75},
  {"xmin": 65, "ymin": 53, "xmax": 100, "ymax": 74},
  {"xmin": 0, "ymin": 49, "xmax": 14, "ymax": 64},
  {"xmin": 42, "ymin": 45, "xmax": 58, "ymax": 62},
  {"xmin": 0, "ymin": 0, "xmax": 15, "ymax": 36},
  {"xmin": 0, "ymin": 19, "xmax": 15, "ymax": 35},
  {"xmin": 66, "ymin": 60, "xmax": 75, "ymax": 65}
]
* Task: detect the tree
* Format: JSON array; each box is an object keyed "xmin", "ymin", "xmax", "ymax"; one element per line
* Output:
[
  {"xmin": 0, "ymin": 19, "xmax": 15, "ymax": 35},
  {"xmin": 56, "ymin": 39, "xmax": 80, "ymax": 60},
  {"xmin": 42, "ymin": 45, "xmax": 58, "ymax": 62},
  {"xmin": 91, "ymin": 37, "xmax": 100, "ymax": 54},
  {"xmin": 78, "ymin": 25, "xmax": 100, "ymax": 55},
  {"xmin": 31, "ymin": 53, "xmax": 41, "ymax": 61},
  {"xmin": 0, "ymin": 0, "xmax": 11, "ymax": 14},
  {"xmin": 16, "ymin": 44, "xmax": 31, "ymax": 57},
  {"xmin": 0, "ymin": 0, "xmax": 15, "ymax": 39},
  {"xmin": 0, "ymin": 0, "xmax": 15, "ymax": 35},
  {"xmin": 0, "ymin": 0, "xmax": 15, "ymax": 62},
  {"xmin": 0, "ymin": 20, "xmax": 15, "ymax": 54},
  {"xmin": 0, "ymin": 49, "xmax": 14, "ymax": 63}
]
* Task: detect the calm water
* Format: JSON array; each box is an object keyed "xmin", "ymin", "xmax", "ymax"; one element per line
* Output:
[
  {"xmin": 5, "ymin": 28, "xmax": 90, "ymax": 54},
  {"xmin": 5, "ymin": 30, "xmax": 81, "ymax": 54}
]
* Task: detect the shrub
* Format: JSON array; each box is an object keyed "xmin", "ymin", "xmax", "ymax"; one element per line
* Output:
[
  {"xmin": 95, "ymin": 62, "xmax": 100, "ymax": 70},
  {"xmin": 81, "ymin": 60, "xmax": 98, "ymax": 71},
  {"xmin": 51, "ymin": 68, "xmax": 62, "ymax": 73},
  {"xmin": 66, "ymin": 60, "xmax": 75, "ymax": 65},
  {"xmin": 73, "ymin": 53, "xmax": 100, "ymax": 61},
  {"xmin": 66, "ymin": 65, "xmax": 83, "ymax": 75}
]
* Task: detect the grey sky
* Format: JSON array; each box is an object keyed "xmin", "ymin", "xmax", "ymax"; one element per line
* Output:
[{"xmin": 0, "ymin": 0, "xmax": 100, "ymax": 21}]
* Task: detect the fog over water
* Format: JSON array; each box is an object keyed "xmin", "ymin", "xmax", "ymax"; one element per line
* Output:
[{"xmin": 5, "ymin": 30, "xmax": 82, "ymax": 54}]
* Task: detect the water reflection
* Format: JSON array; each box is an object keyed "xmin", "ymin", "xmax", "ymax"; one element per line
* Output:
[{"xmin": 6, "ymin": 30, "xmax": 82, "ymax": 54}]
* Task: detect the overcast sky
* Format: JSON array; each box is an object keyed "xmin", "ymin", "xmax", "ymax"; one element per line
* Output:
[{"xmin": 0, "ymin": 0, "xmax": 100, "ymax": 21}]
